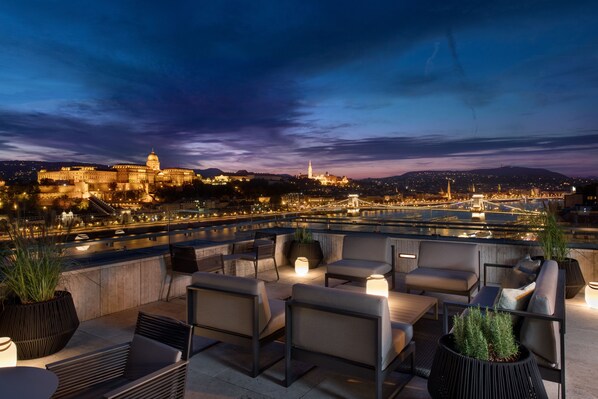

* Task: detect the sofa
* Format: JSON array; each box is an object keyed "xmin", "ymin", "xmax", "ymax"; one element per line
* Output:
[
  {"xmin": 443, "ymin": 260, "xmax": 566, "ymax": 398},
  {"xmin": 404, "ymin": 241, "xmax": 479, "ymax": 301}
]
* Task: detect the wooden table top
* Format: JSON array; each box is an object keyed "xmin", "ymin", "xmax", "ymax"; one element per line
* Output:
[{"xmin": 335, "ymin": 285, "xmax": 438, "ymax": 325}]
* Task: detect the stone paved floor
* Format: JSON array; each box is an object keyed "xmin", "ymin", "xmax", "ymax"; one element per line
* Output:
[{"xmin": 18, "ymin": 265, "xmax": 598, "ymax": 398}]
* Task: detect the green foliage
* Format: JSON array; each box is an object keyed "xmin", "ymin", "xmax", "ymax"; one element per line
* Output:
[
  {"xmin": 452, "ymin": 306, "xmax": 518, "ymax": 362},
  {"xmin": 0, "ymin": 225, "xmax": 70, "ymax": 303},
  {"xmin": 294, "ymin": 227, "xmax": 313, "ymax": 244},
  {"xmin": 537, "ymin": 203, "xmax": 569, "ymax": 262}
]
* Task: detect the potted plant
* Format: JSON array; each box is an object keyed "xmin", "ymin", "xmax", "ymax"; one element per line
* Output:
[
  {"xmin": 0, "ymin": 224, "xmax": 79, "ymax": 360},
  {"xmin": 537, "ymin": 204, "xmax": 585, "ymax": 298},
  {"xmin": 287, "ymin": 227, "xmax": 323, "ymax": 269},
  {"xmin": 428, "ymin": 307, "xmax": 547, "ymax": 399}
]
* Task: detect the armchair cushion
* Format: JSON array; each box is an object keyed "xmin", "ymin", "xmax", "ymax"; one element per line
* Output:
[
  {"xmin": 260, "ymin": 298, "xmax": 286, "ymax": 339},
  {"xmin": 326, "ymin": 259, "xmax": 392, "ymax": 278},
  {"xmin": 124, "ymin": 334, "xmax": 182, "ymax": 380},
  {"xmin": 342, "ymin": 235, "xmax": 391, "ymax": 264},
  {"xmin": 417, "ymin": 241, "xmax": 478, "ymax": 276},
  {"xmin": 190, "ymin": 272, "xmax": 271, "ymax": 334},
  {"xmin": 520, "ymin": 260, "xmax": 560, "ymax": 367},
  {"xmin": 405, "ymin": 267, "xmax": 478, "ymax": 292}
]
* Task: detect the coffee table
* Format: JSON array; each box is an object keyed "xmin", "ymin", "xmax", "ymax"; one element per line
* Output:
[
  {"xmin": 335, "ymin": 285, "xmax": 438, "ymax": 324},
  {"xmin": 0, "ymin": 366, "xmax": 58, "ymax": 398}
]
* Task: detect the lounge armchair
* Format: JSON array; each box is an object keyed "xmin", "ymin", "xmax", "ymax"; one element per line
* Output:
[
  {"xmin": 443, "ymin": 260, "xmax": 566, "ymax": 398},
  {"xmin": 187, "ymin": 271, "xmax": 285, "ymax": 377},
  {"xmin": 285, "ymin": 284, "xmax": 415, "ymax": 399},
  {"xmin": 325, "ymin": 234, "xmax": 395, "ymax": 289},
  {"xmin": 166, "ymin": 245, "xmax": 225, "ymax": 301},
  {"xmin": 224, "ymin": 231, "xmax": 279, "ymax": 281},
  {"xmin": 404, "ymin": 241, "xmax": 479, "ymax": 302},
  {"xmin": 47, "ymin": 312, "xmax": 192, "ymax": 399}
]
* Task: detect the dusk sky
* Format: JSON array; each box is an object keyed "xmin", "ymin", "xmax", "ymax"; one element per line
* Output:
[{"xmin": 1, "ymin": 1, "xmax": 597, "ymax": 178}]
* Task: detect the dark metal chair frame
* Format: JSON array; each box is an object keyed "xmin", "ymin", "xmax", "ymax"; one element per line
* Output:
[
  {"xmin": 186, "ymin": 284, "xmax": 285, "ymax": 377},
  {"xmin": 47, "ymin": 312, "xmax": 193, "ymax": 399},
  {"xmin": 165, "ymin": 245, "xmax": 225, "ymax": 301},
  {"xmin": 404, "ymin": 250, "xmax": 481, "ymax": 303},
  {"xmin": 443, "ymin": 265, "xmax": 566, "ymax": 399},
  {"xmin": 230, "ymin": 231, "xmax": 279, "ymax": 281},
  {"xmin": 325, "ymin": 244, "xmax": 396, "ymax": 289},
  {"xmin": 284, "ymin": 300, "xmax": 415, "ymax": 399}
]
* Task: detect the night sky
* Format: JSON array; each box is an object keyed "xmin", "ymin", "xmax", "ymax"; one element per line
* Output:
[{"xmin": 1, "ymin": 1, "xmax": 597, "ymax": 178}]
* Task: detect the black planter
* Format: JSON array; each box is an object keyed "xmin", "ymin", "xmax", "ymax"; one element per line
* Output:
[
  {"xmin": 428, "ymin": 334, "xmax": 547, "ymax": 399},
  {"xmin": 0, "ymin": 291, "xmax": 80, "ymax": 360},
  {"xmin": 287, "ymin": 241, "xmax": 323, "ymax": 269}
]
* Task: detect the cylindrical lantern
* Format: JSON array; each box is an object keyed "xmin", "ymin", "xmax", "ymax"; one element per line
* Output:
[
  {"xmin": 585, "ymin": 282, "xmax": 598, "ymax": 309},
  {"xmin": 366, "ymin": 274, "xmax": 388, "ymax": 297},
  {"xmin": 0, "ymin": 337, "xmax": 17, "ymax": 367},
  {"xmin": 295, "ymin": 257, "xmax": 309, "ymax": 276}
]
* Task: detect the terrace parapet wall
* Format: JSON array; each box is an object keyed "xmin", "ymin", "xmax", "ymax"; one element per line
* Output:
[{"xmin": 57, "ymin": 232, "xmax": 597, "ymax": 322}]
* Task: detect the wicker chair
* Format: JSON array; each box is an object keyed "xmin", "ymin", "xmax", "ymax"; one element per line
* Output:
[
  {"xmin": 166, "ymin": 245, "xmax": 225, "ymax": 301},
  {"xmin": 46, "ymin": 312, "xmax": 192, "ymax": 399}
]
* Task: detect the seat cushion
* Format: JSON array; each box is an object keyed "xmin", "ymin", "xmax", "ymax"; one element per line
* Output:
[
  {"xmin": 385, "ymin": 322, "xmax": 413, "ymax": 370},
  {"xmin": 417, "ymin": 241, "xmax": 478, "ymax": 275},
  {"xmin": 260, "ymin": 298, "xmax": 285, "ymax": 339},
  {"xmin": 405, "ymin": 267, "xmax": 478, "ymax": 292},
  {"xmin": 124, "ymin": 334, "xmax": 182, "ymax": 380},
  {"xmin": 327, "ymin": 259, "xmax": 392, "ymax": 279},
  {"xmin": 342, "ymin": 235, "xmax": 391, "ymax": 264}
]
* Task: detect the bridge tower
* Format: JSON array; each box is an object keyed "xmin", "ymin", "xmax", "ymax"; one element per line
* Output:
[
  {"xmin": 471, "ymin": 194, "xmax": 485, "ymax": 221},
  {"xmin": 347, "ymin": 194, "xmax": 360, "ymax": 215}
]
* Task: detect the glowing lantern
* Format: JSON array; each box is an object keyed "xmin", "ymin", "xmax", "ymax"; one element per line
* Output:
[
  {"xmin": 295, "ymin": 257, "xmax": 309, "ymax": 276},
  {"xmin": 585, "ymin": 282, "xmax": 598, "ymax": 309},
  {"xmin": 366, "ymin": 274, "xmax": 388, "ymax": 297},
  {"xmin": 0, "ymin": 337, "xmax": 17, "ymax": 367}
]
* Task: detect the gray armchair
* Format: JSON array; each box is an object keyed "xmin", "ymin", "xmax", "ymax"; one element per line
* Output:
[
  {"xmin": 187, "ymin": 271, "xmax": 285, "ymax": 377},
  {"xmin": 325, "ymin": 235, "xmax": 395, "ymax": 289},
  {"xmin": 47, "ymin": 312, "xmax": 192, "ymax": 399},
  {"xmin": 285, "ymin": 284, "xmax": 415, "ymax": 399}
]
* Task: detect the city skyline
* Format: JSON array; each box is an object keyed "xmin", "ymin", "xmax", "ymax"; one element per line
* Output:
[{"xmin": 1, "ymin": 2, "xmax": 598, "ymax": 178}]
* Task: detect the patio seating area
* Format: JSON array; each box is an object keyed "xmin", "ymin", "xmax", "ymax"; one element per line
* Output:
[{"xmin": 15, "ymin": 262, "xmax": 598, "ymax": 399}]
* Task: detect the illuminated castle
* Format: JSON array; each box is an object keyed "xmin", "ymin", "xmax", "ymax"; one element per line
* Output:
[
  {"xmin": 302, "ymin": 160, "xmax": 349, "ymax": 186},
  {"xmin": 38, "ymin": 150, "xmax": 195, "ymax": 204}
]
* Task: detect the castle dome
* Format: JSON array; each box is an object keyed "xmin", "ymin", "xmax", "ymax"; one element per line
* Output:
[{"xmin": 146, "ymin": 149, "xmax": 160, "ymax": 171}]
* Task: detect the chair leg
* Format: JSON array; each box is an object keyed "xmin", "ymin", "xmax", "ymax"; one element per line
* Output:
[
  {"xmin": 254, "ymin": 260, "xmax": 258, "ymax": 279},
  {"xmin": 165, "ymin": 272, "xmax": 174, "ymax": 302},
  {"xmin": 273, "ymin": 256, "xmax": 279, "ymax": 281},
  {"xmin": 252, "ymin": 338, "xmax": 260, "ymax": 377},
  {"xmin": 325, "ymin": 274, "xmax": 329, "ymax": 287},
  {"xmin": 375, "ymin": 370, "xmax": 383, "ymax": 399}
]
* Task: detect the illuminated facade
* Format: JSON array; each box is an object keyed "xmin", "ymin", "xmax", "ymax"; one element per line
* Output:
[
  {"xmin": 301, "ymin": 161, "xmax": 349, "ymax": 186},
  {"xmin": 37, "ymin": 150, "xmax": 196, "ymax": 204}
]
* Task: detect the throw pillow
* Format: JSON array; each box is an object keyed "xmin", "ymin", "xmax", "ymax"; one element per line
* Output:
[
  {"xmin": 515, "ymin": 255, "xmax": 541, "ymax": 275},
  {"xmin": 502, "ymin": 268, "xmax": 535, "ymax": 289},
  {"xmin": 497, "ymin": 282, "xmax": 536, "ymax": 324},
  {"xmin": 124, "ymin": 334, "xmax": 182, "ymax": 380}
]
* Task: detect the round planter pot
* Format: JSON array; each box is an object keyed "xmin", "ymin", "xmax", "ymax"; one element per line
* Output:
[
  {"xmin": 428, "ymin": 334, "xmax": 547, "ymax": 399},
  {"xmin": 0, "ymin": 291, "xmax": 80, "ymax": 360},
  {"xmin": 287, "ymin": 241, "xmax": 323, "ymax": 269}
]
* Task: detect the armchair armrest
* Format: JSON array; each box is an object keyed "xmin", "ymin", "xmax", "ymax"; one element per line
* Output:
[
  {"xmin": 47, "ymin": 343, "xmax": 130, "ymax": 398},
  {"xmin": 104, "ymin": 360, "xmax": 188, "ymax": 399}
]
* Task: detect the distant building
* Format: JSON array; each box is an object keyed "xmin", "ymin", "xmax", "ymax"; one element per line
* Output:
[
  {"xmin": 37, "ymin": 150, "xmax": 196, "ymax": 205},
  {"xmin": 299, "ymin": 161, "xmax": 349, "ymax": 186}
]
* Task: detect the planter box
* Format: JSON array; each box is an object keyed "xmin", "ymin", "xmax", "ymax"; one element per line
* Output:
[
  {"xmin": 287, "ymin": 241, "xmax": 323, "ymax": 269},
  {"xmin": 428, "ymin": 334, "xmax": 547, "ymax": 399},
  {"xmin": 0, "ymin": 291, "xmax": 79, "ymax": 359}
]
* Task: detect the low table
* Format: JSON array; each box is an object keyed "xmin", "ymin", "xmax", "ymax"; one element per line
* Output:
[
  {"xmin": 0, "ymin": 366, "xmax": 58, "ymax": 398},
  {"xmin": 335, "ymin": 285, "xmax": 438, "ymax": 324}
]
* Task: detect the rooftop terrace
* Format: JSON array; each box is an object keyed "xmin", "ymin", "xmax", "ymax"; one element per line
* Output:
[{"xmin": 17, "ymin": 262, "xmax": 598, "ymax": 399}]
